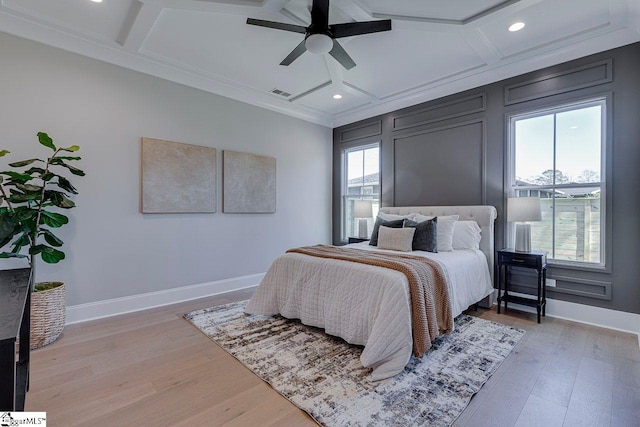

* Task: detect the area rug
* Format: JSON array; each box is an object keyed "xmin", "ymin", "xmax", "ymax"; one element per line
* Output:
[{"xmin": 184, "ymin": 301, "xmax": 524, "ymax": 426}]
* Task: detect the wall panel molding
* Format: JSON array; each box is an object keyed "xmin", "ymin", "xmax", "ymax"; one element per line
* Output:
[
  {"xmin": 393, "ymin": 93, "xmax": 487, "ymax": 131},
  {"xmin": 552, "ymin": 274, "xmax": 612, "ymax": 300},
  {"xmin": 504, "ymin": 59, "xmax": 612, "ymax": 105},
  {"xmin": 510, "ymin": 270, "xmax": 612, "ymax": 300},
  {"xmin": 391, "ymin": 118, "xmax": 487, "ymax": 206},
  {"xmin": 339, "ymin": 120, "xmax": 382, "ymax": 143}
]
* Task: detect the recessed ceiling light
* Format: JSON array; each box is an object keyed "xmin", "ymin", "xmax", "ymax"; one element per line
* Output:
[
  {"xmin": 333, "ymin": 94, "xmax": 343, "ymax": 99},
  {"xmin": 509, "ymin": 22, "xmax": 525, "ymax": 32},
  {"xmin": 90, "ymin": 0, "xmax": 103, "ymax": 3}
]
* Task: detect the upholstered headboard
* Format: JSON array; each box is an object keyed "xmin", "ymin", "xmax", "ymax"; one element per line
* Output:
[{"xmin": 379, "ymin": 206, "xmax": 498, "ymax": 283}]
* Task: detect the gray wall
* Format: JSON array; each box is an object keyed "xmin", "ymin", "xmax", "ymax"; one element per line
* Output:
[
  {"xmin": 333, "ymin": 42, "xmax": 640, "ymax": 315},
  {"xmin": 0, "ymin": 32, "xmax": 333, "ymax": 306}
]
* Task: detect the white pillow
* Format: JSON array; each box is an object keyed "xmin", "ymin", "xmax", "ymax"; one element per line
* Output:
[
  {"xmin": 377, "ymin": 212, "xmax": 416, "ymax": 222},
  {"xmin": 413, "ymin": 214, "xmax": 459, "ymax": 252},
  {"xmin": 452, "ymin": 221, "xmax": 482, "ymax": 250},
  {"xmin": 377, "ymin": 226, "xmax": 415, "ymax": 252}
]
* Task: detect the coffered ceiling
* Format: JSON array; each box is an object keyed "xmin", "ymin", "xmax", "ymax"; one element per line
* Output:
[{"xmin": 0, "ymin": 0, "xmax": 638, "ymax": 127}]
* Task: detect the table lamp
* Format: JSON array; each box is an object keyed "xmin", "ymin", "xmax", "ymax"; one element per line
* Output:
[
  {"xmin": 507, "ymin": 197, "xmax": 542, "ymax": 252},
  {"xmin": 353, "ymin": 200, "xmax": 373, "ymax": 239}
]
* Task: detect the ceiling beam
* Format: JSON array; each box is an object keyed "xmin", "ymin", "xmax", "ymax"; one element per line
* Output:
[
  {"xmin": 460, "ymin": 28, "xmax": 502, "ymax": 65},
  {"xmin": 260, "ymin": 0, "xmax": 310, "ymax": 25},
  {"xmin": 391, "ymin": 19, "xmax": 465, "ymax": 34},
  {"xmin": 147, "ymin": 0, "xmax": 267, "ymax": 18},
  {"xmin": 288, "ymin": 80, "xmax": 333, "ymax": 103},
  {"xmin": 332, "ymin": 0, "xmax": 373, "ymax": 22},
  {"xmin": 370, "ymin": 0, "xmax": 544, "ymax": 27},
  {"xmin": 118, "ymin": 1, "xmax": 162, "ymax": 52},
  {"xmin": 261, "ymin": 0, "xmax": 290, "ymax": 14},
  {"xmin": 342, "ymin": 81, "xmax": 379, "ymax": 104},
  {"xmin": 386, "ymin": 0, "xmax": 542, "ymax": 35},
  {"xmin": 323, "ymin": 55, "xmax": 344, "ymax": 84},
  {"xmin": 460, "ymin": 0, "xmax": 521, "ymax": 25},
  {"xmin": 279, "ymin": 8, "xmax": 308, "ymax": 26}
]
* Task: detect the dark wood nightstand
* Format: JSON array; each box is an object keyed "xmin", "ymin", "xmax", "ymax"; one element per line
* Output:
[
  {"xmin": 348, "ymin": 237, "xmax": 370, "ymax": 244},
  {"xmin": 497, "ymin": 248, "xmax": 548, "ymax": 323}
]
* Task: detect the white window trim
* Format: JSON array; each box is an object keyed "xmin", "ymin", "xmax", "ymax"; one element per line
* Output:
[
  {"xmin": 341, "ymin": 142, "xmax": 380, "ymax": 241},
  {"xmin": 507, "ymin": 97, "xmax": 607, "ymax": 268}
]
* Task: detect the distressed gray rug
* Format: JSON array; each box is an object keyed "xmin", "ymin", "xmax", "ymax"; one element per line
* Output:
[{"xmin": 184, "ymin": 301, "xmax": 524, "ymax": 426}]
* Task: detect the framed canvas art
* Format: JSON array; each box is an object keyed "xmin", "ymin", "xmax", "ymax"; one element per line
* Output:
[
  {"xmin": 223, "ymin": 150, "xmax": 276, "ymax": 213},
  {"xmin": 141, "ymin": 137, "xmax": 216, "ymax": 213}
]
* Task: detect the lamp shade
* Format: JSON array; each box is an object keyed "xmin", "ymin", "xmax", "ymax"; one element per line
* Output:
[
  {"xmin": 353, "ymin": 200, "xmax": 373, "ymax": 218},
  {"xmin": 507, "ymin": 197, "xmax": 542, "ymax": 222}
]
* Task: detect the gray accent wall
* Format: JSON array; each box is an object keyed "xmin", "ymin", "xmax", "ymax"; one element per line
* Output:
[
  {"xmin": 333, "ymin": 42, "xmax": 640, "ymax": 315},
  {"xmin": 0, "ymin": 32, "xmax": 332, "ymax": 306}
]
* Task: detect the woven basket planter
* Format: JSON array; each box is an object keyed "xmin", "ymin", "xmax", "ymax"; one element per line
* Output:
[{"xmin": 30, "ymin": 282, "xmax": 66, "ymax": 349}]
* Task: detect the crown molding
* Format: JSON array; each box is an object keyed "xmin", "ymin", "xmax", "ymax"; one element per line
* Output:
[{"xmin": 1, "ymin": 1, "xmax": 638, "ymax": 130}]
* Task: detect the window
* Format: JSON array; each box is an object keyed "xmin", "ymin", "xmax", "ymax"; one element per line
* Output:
[
  {"xmin": 509, "ymin": 98, "xmax": 605, "ymax": 265},
  {"xmin": 342, "ymin": 144, "xmax": 380, "ymax": 240}
]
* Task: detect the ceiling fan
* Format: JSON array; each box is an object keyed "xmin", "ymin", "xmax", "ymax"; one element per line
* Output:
[{"xmin": 247, "ymin": 0, "xmax": 391, "ymax": 70}]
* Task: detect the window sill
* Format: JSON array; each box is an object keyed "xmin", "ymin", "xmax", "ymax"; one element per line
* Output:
[
  {"xmin": 547, "ymin": 260, "xmax": 608, "ymax": 273},
  {"xmin": 510, "ymin": 260, "xmax": 611, "ymax": 276}
]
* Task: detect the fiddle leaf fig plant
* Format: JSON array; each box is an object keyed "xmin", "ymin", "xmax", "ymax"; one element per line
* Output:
[{"xmin": 0, "ymin": 132, "xmax": 84, "ymax": 285}]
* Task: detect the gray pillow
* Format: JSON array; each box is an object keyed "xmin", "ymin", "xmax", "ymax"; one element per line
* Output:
[
  {"xmin": 403, "ymin": 218, "xmax": 438, "ymax": 253},
  {"xmin": 369, "ymin": 218, "xmax": 404, "ymax": 246},
  {"xmin": 377, "ymin": 226, "xmax": 416, "ymax": 252}
]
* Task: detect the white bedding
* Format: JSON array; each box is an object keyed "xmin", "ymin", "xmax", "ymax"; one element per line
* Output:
[{"xmin": 245, "ymin": 242, "xmax": 494, "ymax": 380}]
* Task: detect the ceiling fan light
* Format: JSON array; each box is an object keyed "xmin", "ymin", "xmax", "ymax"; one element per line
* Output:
[{"xmin": 305, "ymin": 34, "xmax": 333, "ymax": 55}]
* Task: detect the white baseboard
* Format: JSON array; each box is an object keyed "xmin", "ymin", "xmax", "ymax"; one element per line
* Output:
[
  {"xmin": 66, "ymin": 278, "xmax": 639, "ymax": 350},
  {"xmin": 498, "ymin": 290, "xmax": 640, "ymax": 348},
  {"xmin": 66, "ymin": 273, "xmax": 265, "ymax": 325}
]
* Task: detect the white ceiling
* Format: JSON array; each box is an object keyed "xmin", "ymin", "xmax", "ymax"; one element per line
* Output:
[{"xmin": 0, "ymin": 0, "xmax": 638, "ymax": 127}]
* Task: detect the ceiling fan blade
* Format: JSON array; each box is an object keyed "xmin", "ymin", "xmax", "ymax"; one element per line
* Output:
[
  {"xmin": 330, "ymin": 20, "xmax": 392, "ymax": 38},
  {"xmin": 310, "ymin": 0, "xmax": 330, "ymax": 29},
  {"xmin": 247, "ymin": 18, "xmax": 306, "ymax": 34},
  {"xmin": 280, "ymin": 40, "xmax": 307, "ymax": 66},
  {"xmin": 328, "ymin": 40, "xmax": 356, "ymax": 70}
]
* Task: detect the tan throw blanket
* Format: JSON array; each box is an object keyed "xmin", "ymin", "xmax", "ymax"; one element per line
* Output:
[{"xmin": 287, "ymin": 245, "xmax": 454, "ymax": 357}]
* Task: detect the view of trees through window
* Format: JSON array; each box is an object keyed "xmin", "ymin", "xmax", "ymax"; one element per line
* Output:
[
  {"xmin": 512, "ymin": 99, "xmax": 604, "ymax": 264},
  {"xmin": 527, "ymin": 168, "xmax": 600, "ymax": 185},
  {"xmin": 343, "ymin": 144, "xmax": 380, "ymax": 240}
]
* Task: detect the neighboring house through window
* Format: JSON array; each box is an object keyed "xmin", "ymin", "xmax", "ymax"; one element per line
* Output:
[
  {"xmin": 342, "ymin": 143, "xmax": 380, "ymax": 240},
  {"xmin": 509, "ymin": 97, "xmax": 606, "ymax": 265}
]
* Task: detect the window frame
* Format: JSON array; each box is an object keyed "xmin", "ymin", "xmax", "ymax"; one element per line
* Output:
[
  {"xmin": 507, "ymin": 96, "xmax": 608, "ymax": 269},
  {"xmin": 341, "ymin": 142, "xmax": 381, "ymax": 241}
]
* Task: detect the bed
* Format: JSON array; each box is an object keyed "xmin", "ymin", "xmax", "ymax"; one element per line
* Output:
[{"xmin": 245, "ymin": 206, "xmax": 497, "ymax": 380}]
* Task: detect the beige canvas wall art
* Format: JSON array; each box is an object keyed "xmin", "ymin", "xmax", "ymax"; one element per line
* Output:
[
  {"xmin": 141, "ymin": 137, "xmax": 217, "ymax": 213},
  {"xmin": 223, "ymin": 150, "xmax": 276, "ymax": 213}
]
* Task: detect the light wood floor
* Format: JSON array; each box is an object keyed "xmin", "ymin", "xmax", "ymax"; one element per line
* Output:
[{"xmin": 26, "ymin": 288, "xmax": 640, "ymax": 426}]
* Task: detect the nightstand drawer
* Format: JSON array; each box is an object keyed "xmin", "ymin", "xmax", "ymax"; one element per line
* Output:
[{"xmin": 498, "ymin": 252, "xmax": 542, "ymax": 268}]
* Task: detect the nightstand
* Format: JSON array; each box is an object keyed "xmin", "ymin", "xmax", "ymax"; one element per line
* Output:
[
  {"xmin": 348, "ymin": 237, "xmax": 370, "ymax": 244},
  {"xmin": 497, "ymin": 248, "xmax": 547, "ymax": 323}
]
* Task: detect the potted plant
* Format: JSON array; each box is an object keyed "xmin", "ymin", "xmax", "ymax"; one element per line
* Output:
[{"xmin": 0, "ymin": 132, "xmax": 84, "ymax": 349}]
